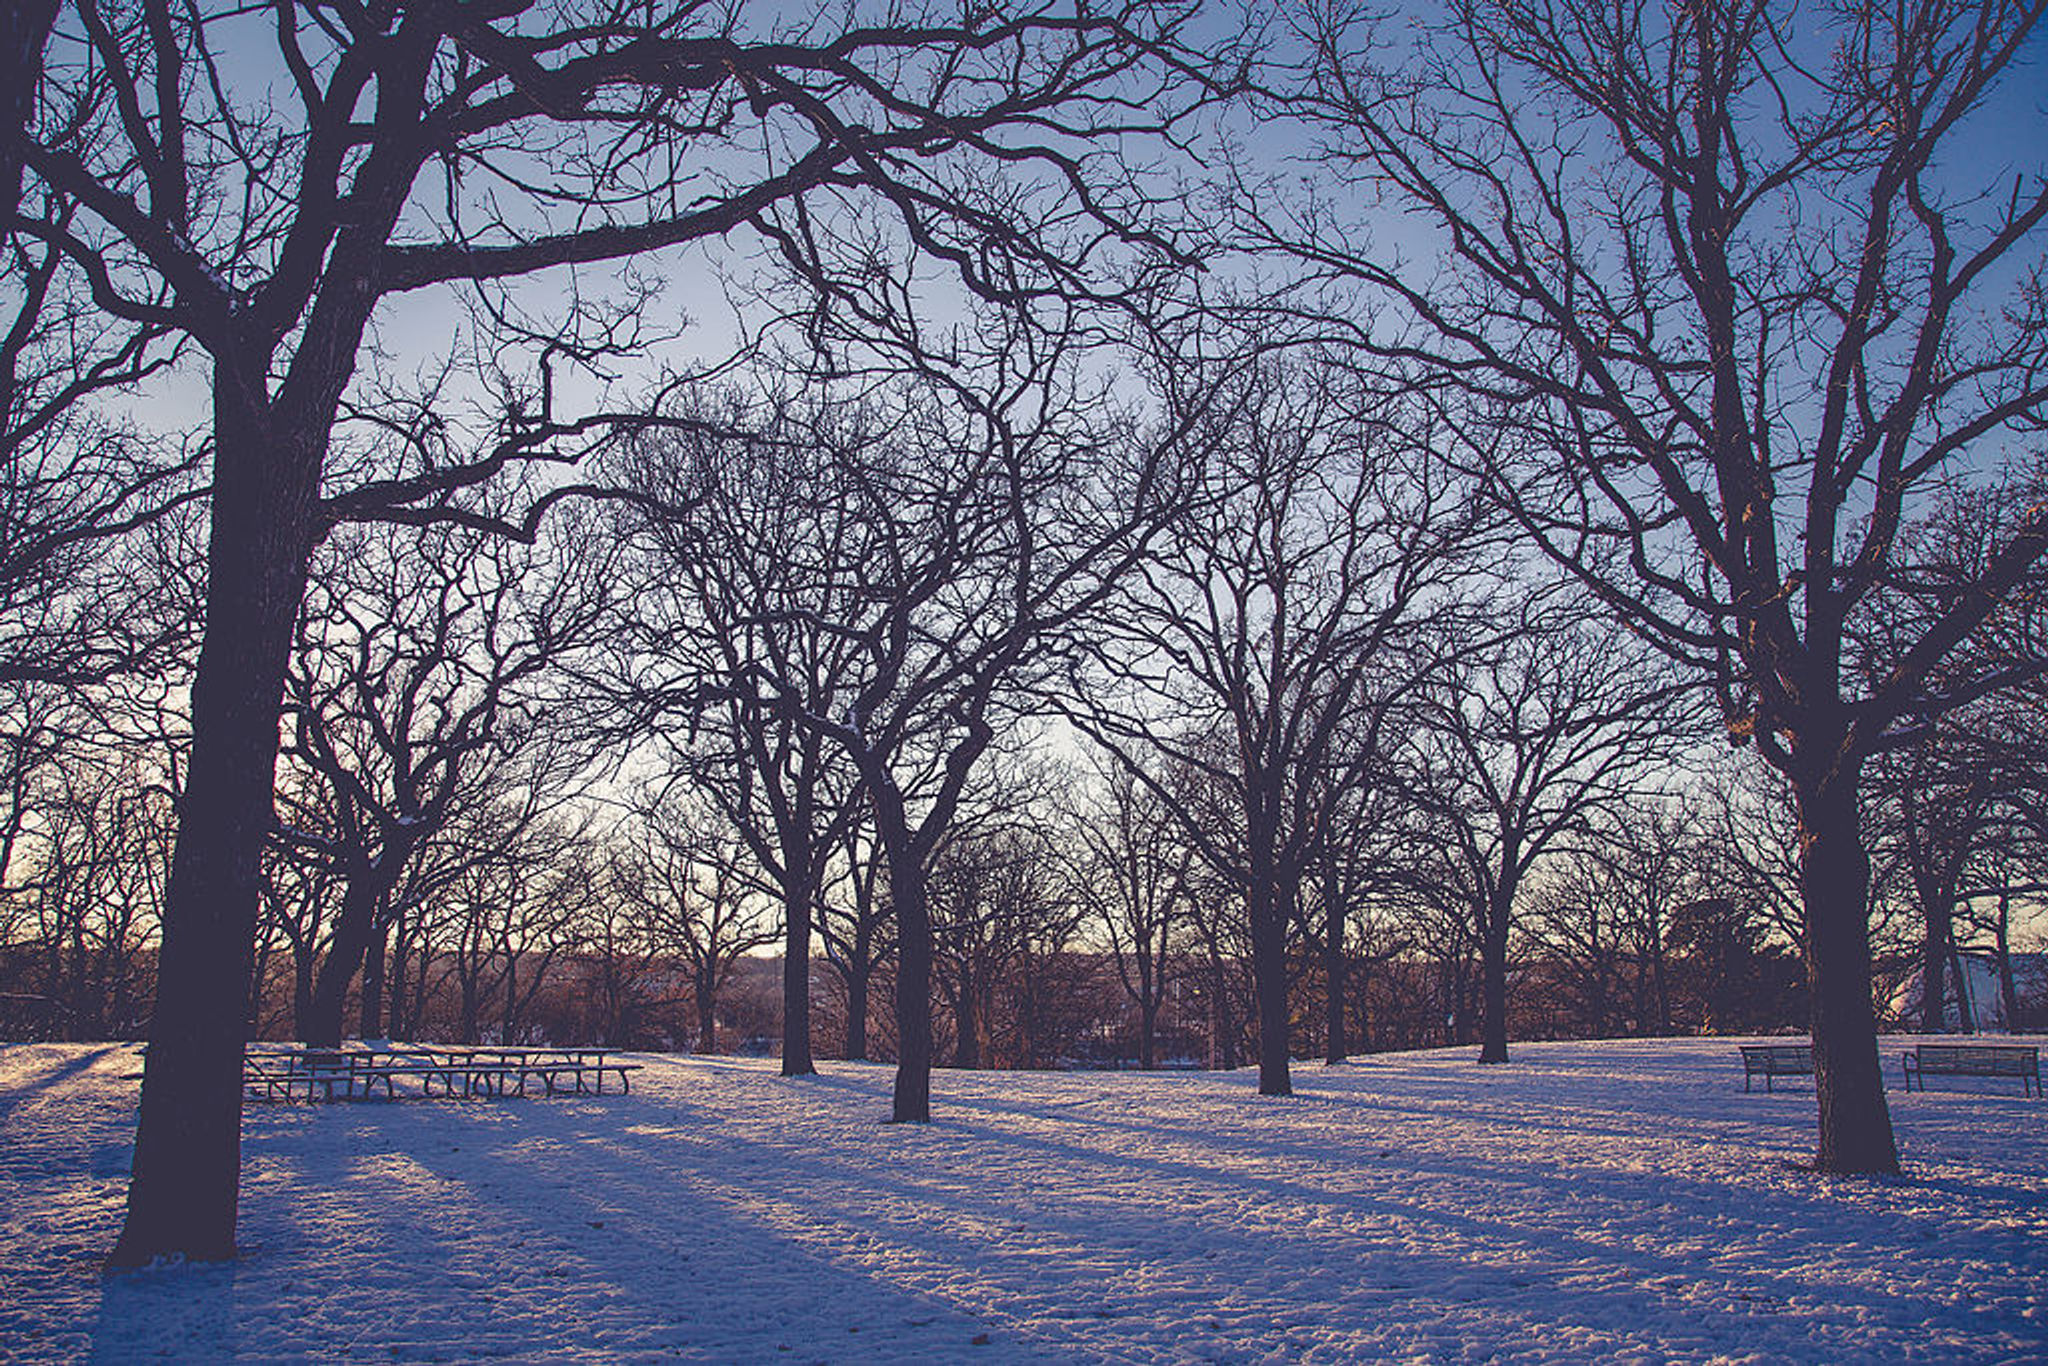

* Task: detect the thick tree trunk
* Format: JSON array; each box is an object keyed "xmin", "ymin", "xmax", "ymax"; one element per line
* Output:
[
  {"xmin": 459, "ymin": 974, "xmax": 481, "ymax": 1044},
  {"xmin": 1477, "ymin": 936, "xmax": 1508, "ymax": 1063},
  {"xmin": 290, "ymin": 944, "xmax": 315, "ymax": 1040},
  {"xmin": 302, "ymin": 875, "xmax": 390, "ymax": 1048},
  {"xmin": 1917, "ymin": 882, "xmax": 1956, "ymax": 1033},
  {"xmin": 386, "ymin": 923, "xmax": 410, "ymax": 1041},
  {"xmin": 1478, "ymin": 893, "xmax": 1511, "ymax": 1064},
  {"xmin": 1946, "ymin": 943, "xmax": 1974, "ymax": 1035},
  {"xmin": 844, "ymin": 961, "xmax": 870, "ymax": 1061},
  {"xmin": 1648, "ymin": 936, "xmax": 1671, "ymax": 1035},
  {"xmin": 1324, "ymin": 942, "xmax": 1346, "ymax": 1065},
  {"xmin": 953, "ymin": 980, "xmax": 981, "ymax": 1069},
  {"xmin": 1249, "ymin": 880, "xmax": 1292, "ymax": 1096},
  {"xmin": 890, "ymin": 862, "xmax": 933, "ymax": 1121},
  {"xmin": 358, "ymin": 915, "xmax": 386, "ymax": 1040},
  {"xmin": 780, "ymin": 882, "xmax": 815, "ymax": 1076},
  {"xmin": 1139, "ymin": 997, "xmax": 1158, "ymax": 1070},
  {"xmin": 695, "ymin": 979, "xmax": 717, "ymax": 1054},
  {"xmin": 108, "ymin": 405, "xmax": 319, "ymax": 1268},
  {"xmin": 1796, "ymin": 770, "xmax": 1900, "ymax": 1175}
]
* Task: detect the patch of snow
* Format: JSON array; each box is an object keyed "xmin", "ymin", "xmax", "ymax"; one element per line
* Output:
[{"xmin": 3, "ymin": 1036, "xmax": 2044, "ymax": 1362}]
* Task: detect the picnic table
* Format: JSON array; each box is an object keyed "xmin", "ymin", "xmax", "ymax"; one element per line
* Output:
[{"xmin": 243, "ymin": 1043, "xmax": 640, "ymax": 1102}]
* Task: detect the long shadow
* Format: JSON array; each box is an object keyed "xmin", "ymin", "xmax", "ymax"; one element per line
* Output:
[
  {"xmin": 378, "ymin": 1070, "xmax": 2026, "ymax": 1360},
  {"xmin": 942, "ymin": 1069, "xmax": 2048, "ymax": 1218},
  {"xmin": 726, "ymin": 1056, "xmax": 2048, "ymax": 1240},
  {"xmin": 83, "ymin": 1093, "xmax": 1028, "ymax": 1363},
  {"xmin": 640, "ymin": 1108, "xmax": 1999, "ymax": 1360},
  {"xmin": 0, "ymin": 1043, "xmax": 124, "ymax": 1121},
  {"xmin": 744, "ymin": 1066, "xmax": 2047, "ymax": 1347}
]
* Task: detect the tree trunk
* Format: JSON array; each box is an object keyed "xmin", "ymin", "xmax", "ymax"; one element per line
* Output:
[
  {"xmin": 780, "ymin": 882, "xmax": 815, "ymax": 1076},
  {"xmin": 290, "ymin": 942, "xmax": 315, "ymax": 1041},
  {"xmin": 108, "ymin": 403, "xmax": 319, "ymax": 1268},
  {"xmin": 500, "ymin": 955, "xmax": 522, "ymax": 1044},
  {"xmin": 844, "ymin": 960, "xmax": 871, "ymax": 1061},
  {"xmin": 695, "ymin": 977, "xmax": 717, "ymax": 1054},
  {"xmin": 1796, "ymin": 769, "xmax": 1900, "ymax": 1175},
  {"xmin": 1648, "ymin": 930, "xmax": 1671, "ymax": 1035},
  {"xmin": 386, "ymin": 919, "xmax": 410, "ymax": 1041},
  {"xmin": 1917, "ymin": 880, "xmax": 1956, "ymax": 1033},
  {"xmin": 1478, "ymin": 889, "xmax": 1511, "ymax": 1064},
  {"xmin": 459, "ymin": 972, "xmax": 481, "ymax": 1045},
  {"xmin": 890, "ymin": 864, "xmax": 933, "ymax": 1121},
  {"xmin": 1249, "ymin": 877, "xmax": 1292, "ymax": 1096},
  {"xmin": 953, "ymin": 979, "xmax": 981, "ymax": 1069},
  {"xmin": 1947, "ymin": 942, "xmax": 1974, "ymax": 1035},
  {"xmin": 302, "ymin": 876, "xmax": 386, "ymax": 1048},
  {"xmin": 1993, "ymin": 890, "xmax": 2020, "ymax": 1029},
  {"xmin": 1212, "ymin": 957, "xmax": 1241, "ymax": 1071},
  {"xmin": 1324, "ymin": 941, "xmax": 1347, "ymax": 1065},
  {"xmin": 358, "ymin": 913, "xmax": 386, "ymax": 1040},
  {"xmin": 1139, "ymin": 997, "xmax": 1158, "ymax": 1070}
]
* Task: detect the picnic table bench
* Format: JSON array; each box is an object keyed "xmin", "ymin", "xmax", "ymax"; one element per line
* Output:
[
  {"xmin": 1901, "ymin": 1043, "xmax": 2040, "ymax": 1097},
  {"xmin": 409, "ymin": 1046, "xmax": 640, "ymax": 1099},
  {"xmin": 243, "ymin": 1044, "xmax": 641, "ymax": 1103},
  {"xmin": 1738, "ymin": 1043, "xmax": 1813, "ymax": 1092}
]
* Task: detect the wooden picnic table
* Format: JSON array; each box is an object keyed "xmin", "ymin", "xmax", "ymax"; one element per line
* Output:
[{"xmin": 243, "ymin": 1043, "xmax": 641, "ymax": 1102}]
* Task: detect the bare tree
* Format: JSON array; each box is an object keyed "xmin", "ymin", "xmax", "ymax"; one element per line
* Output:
[
  {"xmin": 0, "ymin": 742, "xmax": 173, "ymax": 1039},
  {"xmin": 267, "ymin": 513, "xmax": 613, "ymax": 1046},
  {"xmin": 1870, "ymin": 724, "xmax": 2000, "ymax": 1032},
  {"xmin": 1399, "ymin": 596, "xmax": 1697, "ymax": 1062},
  {"xmin": 1073, "ymin": 758, "xmax": 1193, "ymax": 1070},
  {"xmin": 1299, "ymin": 764, "xmax": 1413, "ymax": 1063},
  {"xmin": 1864, "ymin": 483, "xmax": 2048, "ymax": 1031},
  {"xmin": 625, "ymin": 282, "xmax": 1202, "ymax": 1120},
  {"xmin": 1253, "ymin": 0, "xmax": 2048, "ymax": 1172},
  {"xmin": 1072, "ymin": 353, "xmax": 1489, "ymax": 1095},
  {"xmin": 817, "ymin": 814, "xmax": 892, "ymax": 1062},
  {"xmin": 610, "ymin": 797, "xmax": 777, "ymax": 1054},
  {"xmin": 437, "ymin": 808, "xmax": 595, "ymax": 1046},
  {"xmin": 607, "ymin": 392, "xmax": 878, "ymax": 1077},
  {"xmin": 926, "ymin": 764, "xmax": 1084, "ymax": 1070},
  {"xmin": 1526, "ymin": 798, "xmax": 1714, "ymax": 1039}
]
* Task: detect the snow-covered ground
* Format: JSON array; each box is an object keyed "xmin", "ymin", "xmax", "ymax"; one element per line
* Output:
[{"xmin": 3, "ymin": 1038, "xmax": 2044, "ymax": 1363}]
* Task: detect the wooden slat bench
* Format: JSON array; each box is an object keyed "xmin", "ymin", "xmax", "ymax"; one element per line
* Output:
[
  {"xmin": 1900, "ymin": 1044, "xmax": 2040, "ymax": 1097},
  {"xmin": 1739, "ymin": 1043, "xmax": 1813, "ymax": 1092}
]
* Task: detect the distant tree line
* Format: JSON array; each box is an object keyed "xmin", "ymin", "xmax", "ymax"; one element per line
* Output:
[{"xmin": 8, "ymin": 680, "xmax": 2044, "ymax": 1058}]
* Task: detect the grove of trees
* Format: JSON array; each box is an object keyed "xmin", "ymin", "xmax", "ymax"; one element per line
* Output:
[{"xmin": 2, "ymin": 0, "xmax": 2044, "ymax": 1265}]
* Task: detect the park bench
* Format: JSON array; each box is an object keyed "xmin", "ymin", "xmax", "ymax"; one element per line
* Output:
[
  {"xmin": 1900, "ymin": 1043, "xmax": 2040, "ymax": 1097},
  {"xmin": 1738, "ymin": 1043, "xmax": 1813, "ymax": 1092},
  {"xmin": 243, "ymin": 1044, "xmax": 640, "ymax": 1102}
]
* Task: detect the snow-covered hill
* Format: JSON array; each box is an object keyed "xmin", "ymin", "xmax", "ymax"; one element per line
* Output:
[{"xmin": 4, "ymin": 1038, "xmax": 2043, "ymax": 1362}]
